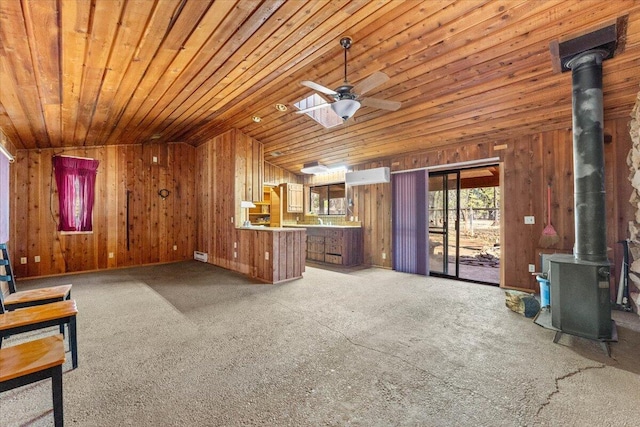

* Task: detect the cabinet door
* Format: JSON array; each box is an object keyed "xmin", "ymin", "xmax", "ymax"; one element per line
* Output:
[{"xmin": 286, "ymin": 183, "xmax": 304, "ymax": 213}]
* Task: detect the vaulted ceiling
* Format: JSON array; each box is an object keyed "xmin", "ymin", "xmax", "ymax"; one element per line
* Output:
[{"xmin": 1, "ymin": 0, "xmax": 639, "ymax": 173}]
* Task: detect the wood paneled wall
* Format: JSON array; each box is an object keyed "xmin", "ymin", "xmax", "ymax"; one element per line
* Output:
[
  {"xmin": 196, "ymin": 129, "xmax": 264, "ymax": 270},
  {"xmin": 8, "ymin": 143, "xmax": 197, "ymax": 278},
  {"xmin": 349, "ymin": 117, "xmax": 633, "ymax": 291},
  {"xmin": 264, "ymin": 161, "xmax": 300, "ymax": 185}
]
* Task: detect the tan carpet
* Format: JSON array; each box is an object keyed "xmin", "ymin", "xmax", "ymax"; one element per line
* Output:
[{"xmin": 1, "ymin": 261, "xmax": 639, "ymax": 426}]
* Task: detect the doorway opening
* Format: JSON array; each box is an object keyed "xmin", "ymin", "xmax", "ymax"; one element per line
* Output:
[{"xmin": 428, "ymin": 165, "xmax": 500, "ymax": 285}]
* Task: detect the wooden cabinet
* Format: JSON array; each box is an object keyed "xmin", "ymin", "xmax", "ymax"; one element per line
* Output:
[
  {"xmin": 248, "ymin": 187, "xmax": 272, "ymax": 226},
  {"xmin": 304, "ymin": 227, "xmax": 363, "ymax": 266},
  {"xmin": 249, "ymin": 186, "xmax": 282, "ymax": 227},
  {"xmin": 283, "ymin": 183, "xmax": 303, "ymax": 213}
]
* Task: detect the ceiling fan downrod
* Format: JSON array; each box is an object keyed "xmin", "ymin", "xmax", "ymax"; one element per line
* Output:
[{"xmin": 340, "ymin": 36, "xmax": 352, "ymax": 84}]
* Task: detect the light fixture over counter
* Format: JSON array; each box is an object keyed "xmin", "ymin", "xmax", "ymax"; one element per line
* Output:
[{"xmin": 300, "ymin": 161, "xmax": 329, "ymax": 174}]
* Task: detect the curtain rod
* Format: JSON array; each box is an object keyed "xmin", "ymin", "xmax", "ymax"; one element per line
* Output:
[
  {"xmin": 0, "ymin": 144, "xmax": 15, "ymax": 163},
  {"xmin": 390, "ymin": 157, "xmax": 500, "ymax": 174},
  {"xmin": 54, "ymin": 154, "xmax": 95, "ymax": 161}
]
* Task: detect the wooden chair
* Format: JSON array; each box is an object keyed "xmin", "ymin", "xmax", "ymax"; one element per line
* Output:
[
  {"xmin": 0, "ymin": 334, "xmax": 66, "ymax": 427},
  {"xmin": 0, "ymin": 299, "xmax": 78, "ymax": 369},
  {"xmin": 1, "ymin": 243, "xmax": 72, "ymax": 311}
]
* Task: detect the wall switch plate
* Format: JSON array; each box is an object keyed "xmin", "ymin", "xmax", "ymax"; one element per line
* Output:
[
  {"xmin": 382, "ymin": 252, "xmax": 386, "ymax": 260},
  {"xmin": 108, "ymin": 252, "xmax": 114, "ymax": 259},
  {"xmin": 233, "ymin": 242, "xmax": 237, "ymax": 249},
  {"xmin": 265, "ymin": 251, "xmax": 269, "ymax": 260},
  {"xmin": 20, "ymin": 257, "xmax": 27, "ymax": 264},
  {"xmin": 234, "ymin": 251, "xmax": 237, "ymax": 258},
  {"xmin": 528, "ymin": 264, "xmax": 536, "ymax": 273},
  {"xmin": 173, "ymin": 245, "xmax": 177, "ymax": 251},
  {"xmin": 524, "ymin": 216, "xmax": 535, "ymax": 224},
  {"xmin": 34, "ymin": 255, "xmax": 41, "ymax": 263},
  {"xmin": 152, "ymin": 156, "xmax": 158, "ymax": 164}
]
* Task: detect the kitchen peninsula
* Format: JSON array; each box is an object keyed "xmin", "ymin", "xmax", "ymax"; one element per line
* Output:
[{"xmin": 235, "ymin": 226, "xmax": 306, "ymax": 284}]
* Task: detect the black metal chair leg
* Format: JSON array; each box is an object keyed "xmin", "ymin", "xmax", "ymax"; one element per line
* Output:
[
  {"xmin": 52, "ymin": 365, "xmax": 64, "ymax": 427},
  {"xmin": 69, "ymin": 316, "xmax": 78, "ymax": 369}
]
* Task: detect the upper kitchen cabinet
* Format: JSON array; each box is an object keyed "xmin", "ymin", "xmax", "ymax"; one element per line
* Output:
[{"xmin": 283, "ymin": 183, "xmax": 304, "ymax": 213}]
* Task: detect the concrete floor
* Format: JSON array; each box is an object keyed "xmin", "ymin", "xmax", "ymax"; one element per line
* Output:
[{"xmin": 1, "ymin": 261, "xmax": 639, "ymax": 426}]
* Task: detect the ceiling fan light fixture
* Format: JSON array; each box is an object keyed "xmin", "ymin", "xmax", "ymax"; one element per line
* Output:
[
  {"xmin": 331, "ymin": 99, "xmax": 361, "ymax": 121},
  {"xmin": 300, "ymin": 161, "xmax": 329, "ymax": 174}
]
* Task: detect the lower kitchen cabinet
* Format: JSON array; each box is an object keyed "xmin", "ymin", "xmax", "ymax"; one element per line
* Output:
[{"xmin": 305, "ymin": 227, "xmax": 363, "ymax": 266}]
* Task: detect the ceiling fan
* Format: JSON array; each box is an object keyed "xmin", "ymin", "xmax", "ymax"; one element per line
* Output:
[{"xmin": 297, "ymin": 37, "xmax": 401, "ymax": 121}]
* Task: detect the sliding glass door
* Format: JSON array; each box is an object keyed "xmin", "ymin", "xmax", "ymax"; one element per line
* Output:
[
  {"xmin": 428, "ymin": 172, "xmax": 459, "ymax": 276},
  {"xmin": 428, "ymin": 166, "xmax": 501, "ymax": 285}
]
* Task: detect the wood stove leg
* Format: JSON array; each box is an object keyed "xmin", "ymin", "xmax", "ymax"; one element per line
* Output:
[{"xmin": 553, "ymin": 331, "xmax": 562, "ymax": 343}]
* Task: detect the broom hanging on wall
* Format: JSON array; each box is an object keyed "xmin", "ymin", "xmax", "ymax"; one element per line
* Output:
[{"xmin": 539, "ymin": 184, "xmax": 560, "ymax": 248}]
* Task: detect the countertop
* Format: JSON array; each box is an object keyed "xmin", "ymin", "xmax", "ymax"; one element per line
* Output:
[
  {"xmin": 283, "ymin": 224, "xmax": 362, "ymax": 229},
  {"xmin": 236, "ymin": 226, "xmax": 306, "ymax": 232}
]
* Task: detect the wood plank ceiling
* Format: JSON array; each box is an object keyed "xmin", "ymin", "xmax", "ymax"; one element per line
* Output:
[{"xmin": 1, "ymin": 0, "xmax": 639, "ymax": 174}]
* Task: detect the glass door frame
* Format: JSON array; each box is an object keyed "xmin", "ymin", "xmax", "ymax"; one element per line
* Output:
[{"xmin": 428, "ymin": 171, "xmax": 460, "ymax": 278}]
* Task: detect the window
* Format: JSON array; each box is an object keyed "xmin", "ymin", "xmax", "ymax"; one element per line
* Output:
[
  {"xmin": 294, "ymin": 94, "xmax": 342, "ymax": 129},
  {"xmin": 309, "ymin": 183, "xmax": 346, "ymax": 215},
  {"xmin": 53, "ymin": 156, "xmax": 99, "ymax": 232}
]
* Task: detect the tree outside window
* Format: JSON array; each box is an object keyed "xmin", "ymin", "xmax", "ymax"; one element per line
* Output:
[{"xmin": 309, "ymin": 184, "xmax": 346, "ymax": 215}]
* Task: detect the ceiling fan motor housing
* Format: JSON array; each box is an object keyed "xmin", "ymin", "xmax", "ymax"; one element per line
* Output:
[{"xmin": 334, "ymin": 85, "xmax": 357, "ymax": 100}]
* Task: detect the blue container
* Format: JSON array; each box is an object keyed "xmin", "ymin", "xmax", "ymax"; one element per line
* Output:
[{"xmin": 536, "ymin": 276, "xmax": 550, "ymax": 308}]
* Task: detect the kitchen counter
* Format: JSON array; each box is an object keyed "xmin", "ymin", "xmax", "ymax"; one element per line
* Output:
[
  {"xmin": 283, "ymin": 224, "xmax": 362, "ymax": 229},
  {"xmin": 302, "ymin": 226, "xmax": 363, "ymax": 266},
  {"xmin": 235, "ymin": 227, "xmax": 306, "ymax": 284},
  {"xmin": 237, "ymin": 226, "xmax": 307, "ymax": 231}
]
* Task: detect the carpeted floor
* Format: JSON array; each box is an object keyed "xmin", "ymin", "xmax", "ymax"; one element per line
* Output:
[{"xmin": 1, "ymin": 261, "xmax": 639, "ymax": 426}]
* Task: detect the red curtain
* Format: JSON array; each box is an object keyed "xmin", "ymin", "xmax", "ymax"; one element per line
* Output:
[{"xmin": 53, "ymin": 156, "xmax": 99, "ymax": 232}]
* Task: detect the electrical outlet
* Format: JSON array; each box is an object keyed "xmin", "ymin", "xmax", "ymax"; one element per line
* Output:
[
  {"xmin": 265, "ymin": 251, "xmax": 269, "ymax": 260},
  {"xmin": 109, "ymin": 252, "xmax": 114, "ymax": 259},
  {"xmin": 20, "ymin": 257, "xmax": 27, "ymax": 264},
  {"xmin": 234, "ymin": 251, "xmax": 237, "ymax": 258},
  {"xmin": 173, "ymin": 245, "xmax": 177, "ymax": 251},
  {"xmin": 528, "ymin": 264, "xmax": 536, "ymax": 273},
  {"xmin": 152, "ymin": 156, "xmax": 158, "ymax": 164},
  {"xmin": 34, "ymin": 255, "xmax": 41, "ymax": 263},
  {"xmin": 524, "ymin": 216, "xmax": 535, "ymax": 225},
  {"xmin": 233, "ymin": 242, "xmax": 237, "ymax": 249},
  {"xmin": 382, "ymin": 252, "xmax": 386, "ymax": 260}
]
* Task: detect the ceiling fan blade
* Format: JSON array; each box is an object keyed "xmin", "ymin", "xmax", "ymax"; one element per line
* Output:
[
  {"xmin": 361, "ymin": 97, "xmax": 401, "ymax": 111},
  {"xmin": 295, "ymin": 103, "xmax": 332, "ymax": 114},
  {"xmin": 353, "ymin": 71, "xmax": 389, "ymax": 96},
  {"xmin": 300, "ymin": 80, "xmax": 337, "ymax": 96}
]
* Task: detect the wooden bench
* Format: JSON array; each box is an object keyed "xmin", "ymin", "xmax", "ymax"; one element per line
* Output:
[
  {"xmin": 3, "ymin": 283, "xmax": 73, "ymax": 310},
  {"xmin": 0, "ymin": 334, "xmax": 66, "ymax": 427},
  {"xmin": 1, "ymin": 243, "xmax": 73, "ymax": 311},
  {"xmin": 0, "ymin": 299, "xmax": 78, "ymax": 369}
]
